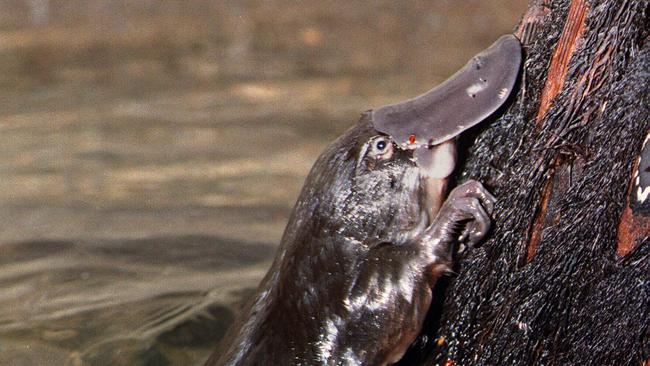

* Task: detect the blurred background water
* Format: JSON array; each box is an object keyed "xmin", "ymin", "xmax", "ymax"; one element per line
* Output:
[{"xmin": 0, "ymin": 1, "xmax": 526, "ymax": 365}]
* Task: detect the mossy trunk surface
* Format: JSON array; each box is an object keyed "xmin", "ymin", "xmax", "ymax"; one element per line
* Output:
[{"xmin": 400, "ymin": 0, "xmax": 649, "ymax": 365}]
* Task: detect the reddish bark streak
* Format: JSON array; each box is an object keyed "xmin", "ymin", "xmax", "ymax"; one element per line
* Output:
[
  {"xmin": 535, "ymin": 0, "xmax": 589, "ymax": 124},
  {"xmin": 526, "ymin": 0, "xmax": 590, "ymax": 261},
  {"xmin": 616, "ymin": 156, "xmax": 650, "ymax": 257},
  {"xmin": 527, "ymin": 173, "xmax": 554, "ymax": 262}
]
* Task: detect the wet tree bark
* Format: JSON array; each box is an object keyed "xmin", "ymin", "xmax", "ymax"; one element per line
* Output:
[{"xmin": 400, "ymin": 0, "xmax": 649, "ymax": 365}]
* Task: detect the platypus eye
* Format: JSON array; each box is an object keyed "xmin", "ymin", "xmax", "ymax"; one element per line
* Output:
[{"xmin": 368, "ymin": 136, "xmax": 394, "ymax": 159}]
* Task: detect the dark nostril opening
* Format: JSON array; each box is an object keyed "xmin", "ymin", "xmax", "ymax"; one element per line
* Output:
[{"xmin": 389, "ymin": 178, "xmax": 397, "ymax": 189}]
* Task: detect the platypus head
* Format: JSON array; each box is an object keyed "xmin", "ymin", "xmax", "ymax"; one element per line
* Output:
[{"xmin": 284, "ymin": 35, "xmax": 521, "ymax": 248}]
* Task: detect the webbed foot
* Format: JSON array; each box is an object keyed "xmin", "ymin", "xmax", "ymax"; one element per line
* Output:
[{"xmin": 429, "ymin": 180, "xmax": 495, "ymax": 253}]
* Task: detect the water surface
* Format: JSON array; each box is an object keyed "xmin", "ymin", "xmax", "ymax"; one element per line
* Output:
[{"xmin": 0, "ymin": 2, "xmax": 525, "ymax": 364}]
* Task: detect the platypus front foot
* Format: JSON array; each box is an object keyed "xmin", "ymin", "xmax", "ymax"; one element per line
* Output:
[{"xmin": 428, "ymin": 180, "xmax": 495, "ymax": 255}]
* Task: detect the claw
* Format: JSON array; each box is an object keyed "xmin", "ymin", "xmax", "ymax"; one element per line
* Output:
[{"xmin": 425, "ymin": 180, "xmax": 494, "ymax": 256}]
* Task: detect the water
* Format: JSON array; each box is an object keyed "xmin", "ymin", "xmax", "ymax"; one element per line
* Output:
[{"xmin": 0, "ymin": 2, "xmax": 526, "ymax": 364}]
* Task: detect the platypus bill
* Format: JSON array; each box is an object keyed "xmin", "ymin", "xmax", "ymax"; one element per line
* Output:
[{"xmin": 206, "ymin": 35, "xmax": 521, "ymax": 366}]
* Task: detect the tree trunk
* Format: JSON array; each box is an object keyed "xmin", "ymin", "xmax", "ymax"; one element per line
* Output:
[{"xmin": 399, "ymin": 0, "xmax": 649, "ymax": 365}]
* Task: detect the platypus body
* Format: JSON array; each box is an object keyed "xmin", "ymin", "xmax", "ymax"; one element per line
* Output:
[{"xmin": 206, "ymin": 35, "xmax": 521, "ymax": 366}]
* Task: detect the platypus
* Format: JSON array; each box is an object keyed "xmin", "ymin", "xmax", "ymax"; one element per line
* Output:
[{"xmin": 206, "ymin": 35, "xmax": 521, "ymax": 366}]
